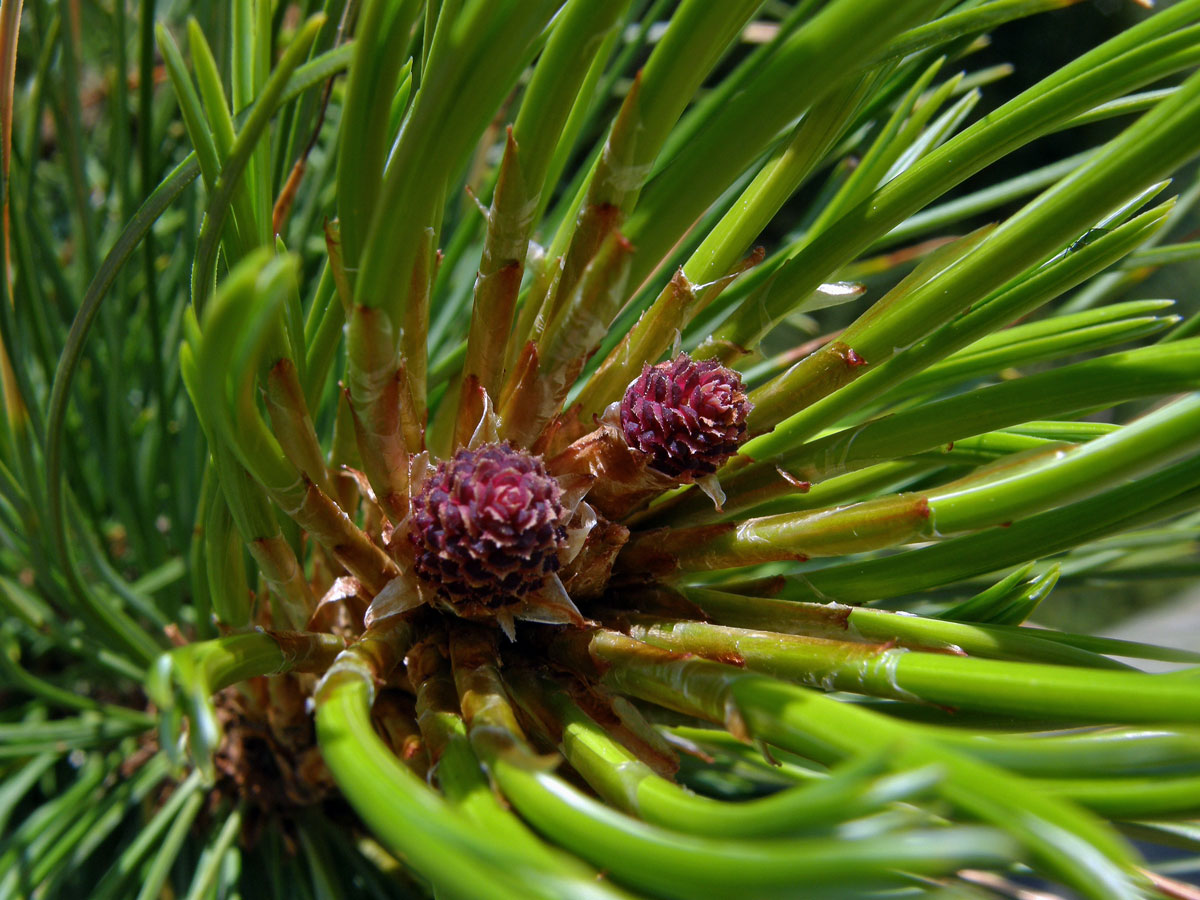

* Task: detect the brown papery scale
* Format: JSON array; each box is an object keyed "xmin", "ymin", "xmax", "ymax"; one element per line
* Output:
[
  {"xmin": 620, "ymin": 353, "xmax": 752, "ymax": 478},
  {"xmin": 410, "ymin": 442, "xmax": 568, "ymax": 614}
]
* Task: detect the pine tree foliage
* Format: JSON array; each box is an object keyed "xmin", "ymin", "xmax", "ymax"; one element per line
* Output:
[{"xmin": 3, "ymin": 1, "xmax": 1200, "ymax": 897}]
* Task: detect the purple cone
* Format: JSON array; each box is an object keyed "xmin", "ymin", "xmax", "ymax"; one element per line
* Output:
[
  {"xmin": 410, "ymin": 443, "xmax": 567, "ymax": 610},
  {"xmin": 620, "ymin": 353, "xmax": 752, "ymax": 478}
]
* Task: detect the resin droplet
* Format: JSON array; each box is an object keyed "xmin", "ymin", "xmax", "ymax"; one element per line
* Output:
[
  {"xmin": 620, "ymin": 353, "xmax": 752, "ymax": 478},
  {"xmin": 410, "ymin": 442, "xmax": 568, "ymax": 613}
]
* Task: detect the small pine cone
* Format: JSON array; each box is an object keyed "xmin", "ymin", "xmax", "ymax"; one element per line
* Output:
[
  {"xmin": 620, "ymin": 353, "xmax": 752, "ymax": 478},
  {"xmin": 410, "ymin": 443, "xmax": 568, "ymax": 612}
]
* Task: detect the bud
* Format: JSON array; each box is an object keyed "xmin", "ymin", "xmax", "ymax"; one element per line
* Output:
[
  {"xmin": 619, "ymin": 353, "xmax": 752, "ymax": 478},
  {"xmin": 410, "ymin": 443, "xmax": 568, "ymax": 612}
]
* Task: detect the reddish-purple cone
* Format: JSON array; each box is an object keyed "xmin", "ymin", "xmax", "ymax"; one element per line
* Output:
[
  {"xmin": 410, "ymin": 443, "xmax": 568, "ymax": 611},
  {"xmin": 620, "ymin": 353, "xmax": 752, "ymax": 478}
]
